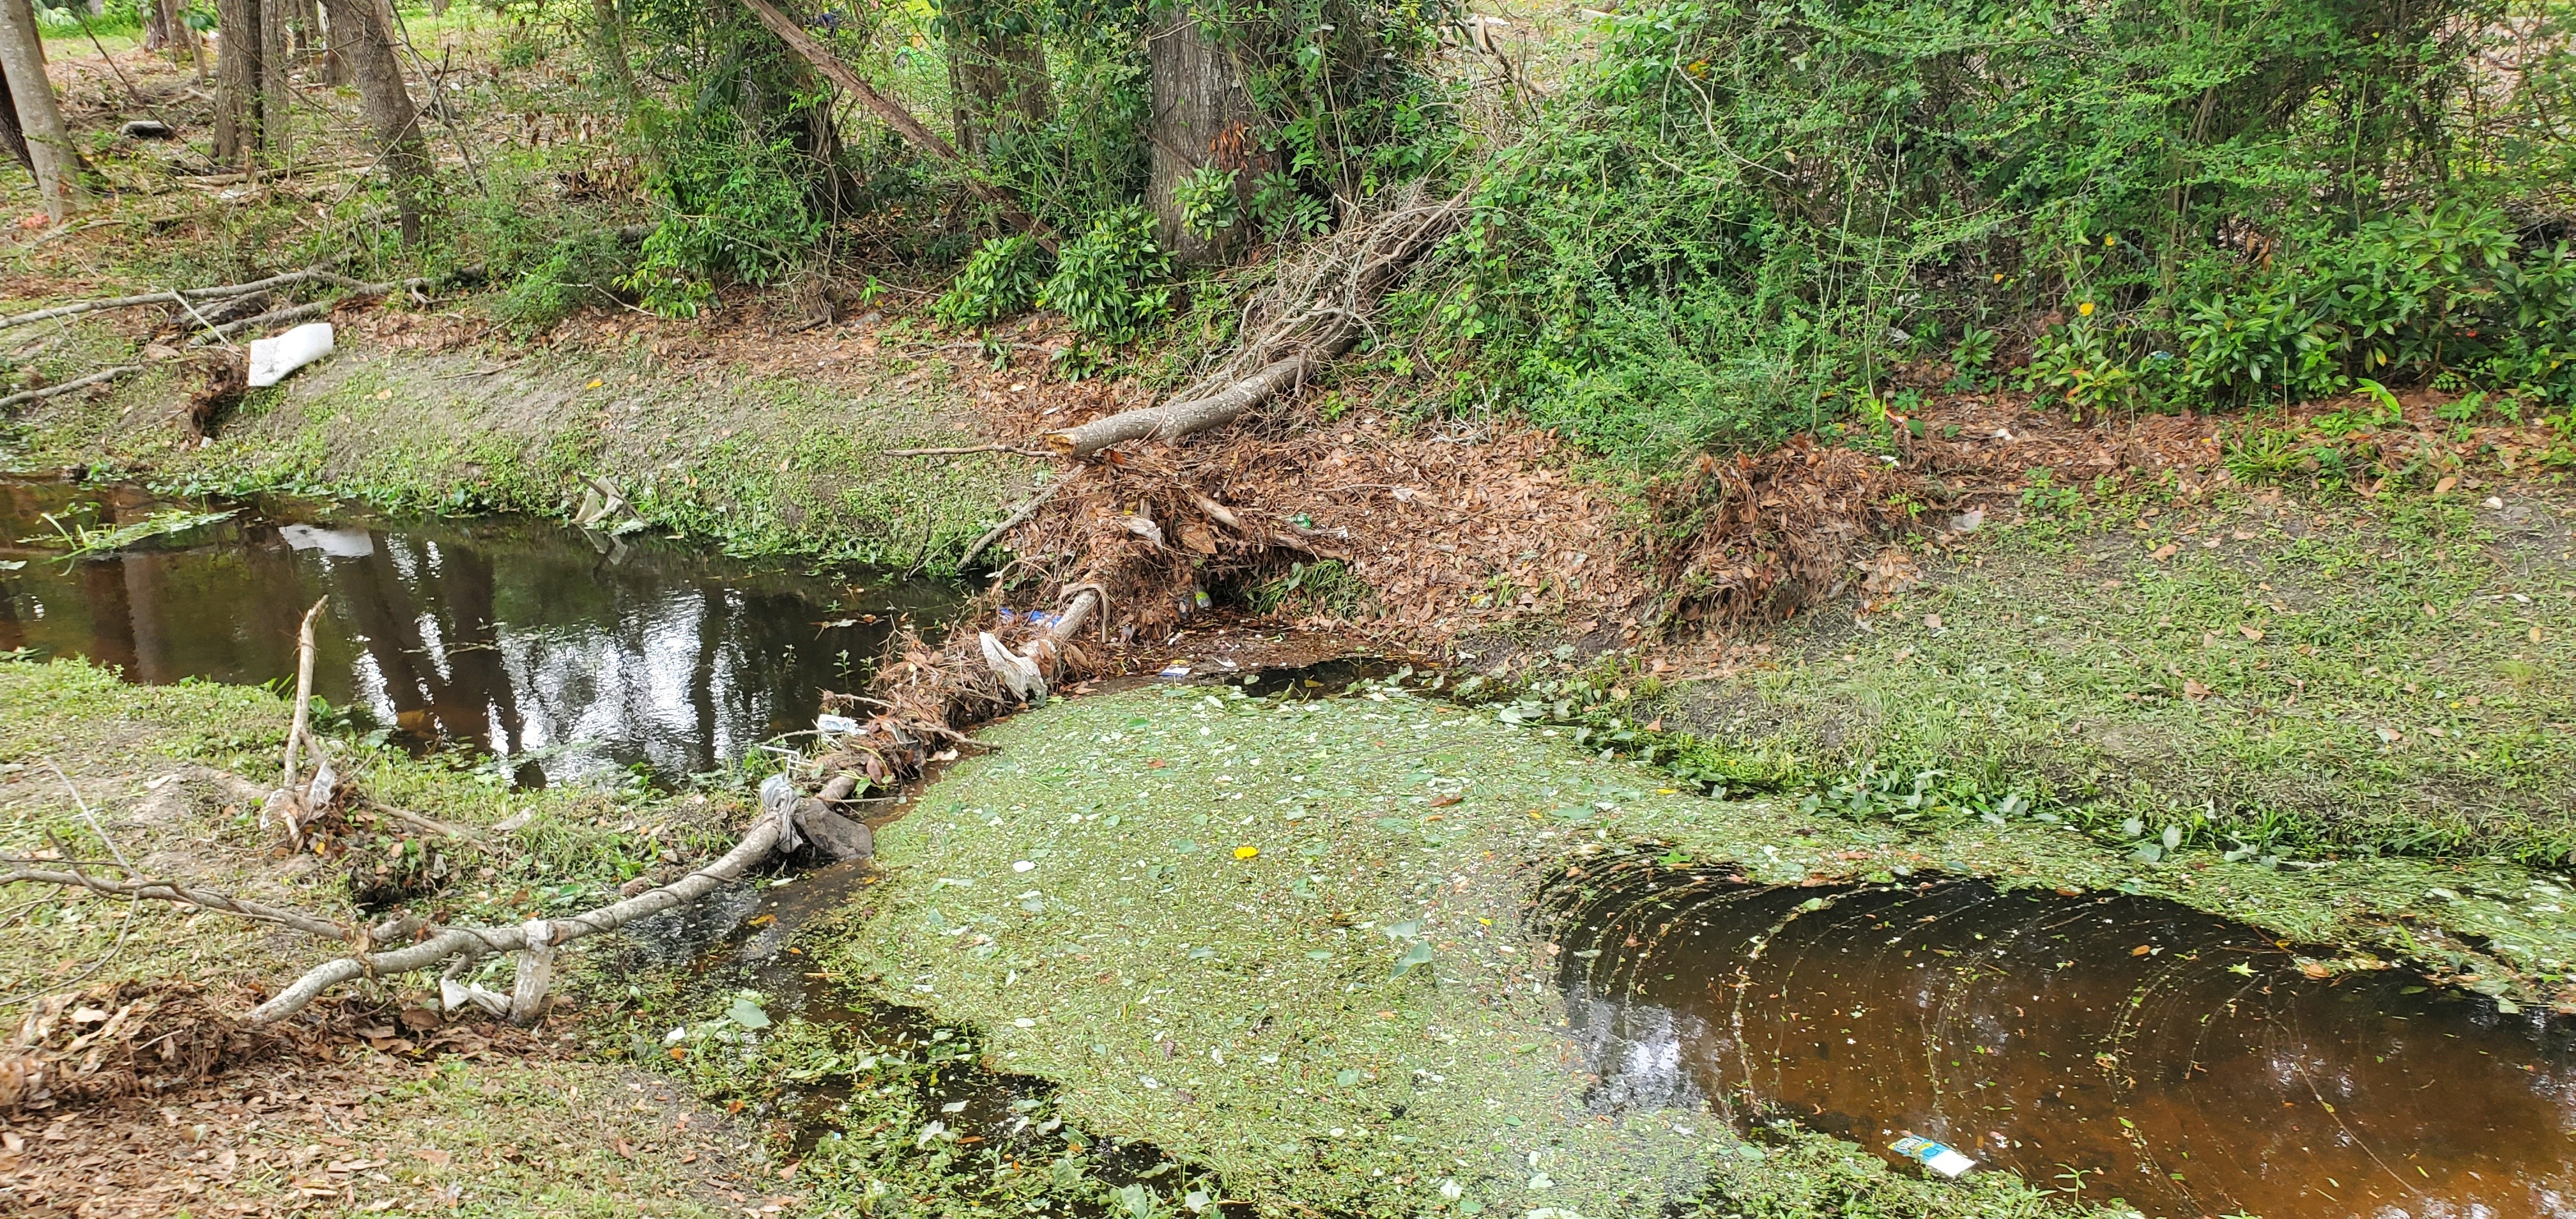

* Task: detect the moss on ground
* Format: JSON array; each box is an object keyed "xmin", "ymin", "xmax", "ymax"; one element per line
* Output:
[
  {"xmin": 825, "ymin": 677, "xmax": 2576, "ymax": 1218},
  {"xmin": 1600, "ymin": 486, "xmax": 2576, "ymax": 862},
  {"xmin": 0, "ymin": 325, "xmax": 1028, "ymax": 570}
]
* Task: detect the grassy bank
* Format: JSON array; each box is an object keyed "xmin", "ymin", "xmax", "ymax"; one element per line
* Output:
[
  {"xmin": 0, "ymin": 319, "xmax": 1032, "ymax": 571},
  {"xmin": 1529, "ymin": 484, "xmax": 2576, "ymax": 864},
  {"xmin": 0, "ymin": 657, "xmax": 781, "ymax": 1215}
]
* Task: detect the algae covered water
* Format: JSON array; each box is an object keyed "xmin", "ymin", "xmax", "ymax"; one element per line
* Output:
[
  {"xmin": 1554, "ymin": 871, "xmax": 2576, "ymax": 1219},
  {"xmin": 0, "ymin": 476, "xmax": 961, "ymax": 785}
]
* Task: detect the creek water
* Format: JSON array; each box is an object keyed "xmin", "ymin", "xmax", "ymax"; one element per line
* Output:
[
  {"xmin": 0, "ymin": 477, "xmax": 961, "ymax": 786},
  {"xmin": 1552, "ymin": 870, "xmax": 2576, "ymax": 1219}
]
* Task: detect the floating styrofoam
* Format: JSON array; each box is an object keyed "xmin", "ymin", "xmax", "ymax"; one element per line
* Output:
[{"xmin": 247, "ymin": 321, "xmax": 335, "ymax": 387}]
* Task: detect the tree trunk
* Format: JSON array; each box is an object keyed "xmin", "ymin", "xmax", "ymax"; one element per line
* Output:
[
  {"xmin": 315, "ymin": 0, "xmax": 348, "ymax": 84},
  {"xmin": 1147, "ymin": 15, "xmax": 1257, "ymax": 264},
  {"xmin": 143, "ymin": 0, "xmax": 170, "ymax": 51},
  {"xmin": 586, "ymin": 0, "xmax": 632, "ymax": 100},
  {"xmin": 738, "ymin": 0, "xmax": 1055, "ymax": 248},
  {"xmin": 0, "ymin": 59, "xmax": 33, "ymax": 180},
  {"xmin": 319, "ymin": 0, "xmax": 432, "ymax": 241},
  {"xmin": 947, "ymin": 25, "xmax": 1049, "ymax": 158},
  {"xmin": 259, "ymin": 0, "xmax": 293, "ymax": 161},
  {"xmin": 213, "ymin": 0, "xmax": 264, "ymax": 167},
  {"xmin": 0, "ymin": 0, "xmax": 82, "ymax": 220}
]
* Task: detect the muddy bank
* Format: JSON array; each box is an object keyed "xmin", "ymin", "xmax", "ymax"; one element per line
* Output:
[{"xmin": 816, "ymin": 677, "xmax": 2576, "ymax": 1217}]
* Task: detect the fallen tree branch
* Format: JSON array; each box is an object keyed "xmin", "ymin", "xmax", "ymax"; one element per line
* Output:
[
  {"xmin": 0, "ymin": 364, "xmax": 141, "ymax": 410},
  {"xmin": 1043, "ymin": 354, "xmax": 1321, "ymax": 458},
  {"xmin": 0, "ymin": 267, "xmax": 349, "ymax": 331},
  {"xmin": 187, "ymin": 276, "xmax": 433, "ymax": 346},
  {"xmin": 885, "ymin": 443, "xmax": 1031, "ymax": 457},
  {"xmin": 737, "ymin": 0, "xmax": 1056, "ymax": 251},
  {"xmin": 1038, "ymin": 188, "xmax": 1468, "ymax": 457},
  {"xmin": 0, "ymin": 866, "xmax": 358, "ymax": 942},
  {"xmin": 960, "ymin": 472, "xmax": 1079, "ymax": 567},
  {"xmin": 245, "ymin": 779, "xmax": 797, "ymax": 1024}
]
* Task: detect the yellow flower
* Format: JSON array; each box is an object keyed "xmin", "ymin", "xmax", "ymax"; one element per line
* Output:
[
  {"xmin": 2078, "ymin": 301, "xmax": 2096, "ymax": 317},
  {"xmin": 1234, "ymin": 845, "xmax": 1259, "ymax": 860},
  {"xmin": 2104, "ymin": 234, "xmax": 2117, "ymax": 246}
]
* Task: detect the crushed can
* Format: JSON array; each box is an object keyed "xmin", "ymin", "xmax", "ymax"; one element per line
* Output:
[{"xmin": 1890, "ymin": 1135, "xmax": 1976, "ymax": 1179}]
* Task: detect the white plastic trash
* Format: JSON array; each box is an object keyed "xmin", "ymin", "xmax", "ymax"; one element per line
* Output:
[
  {"xmin": 246, "ymin": 321, "xmax": 335, "ymax": 387},
  {"xmin": 1890, "ymin": 1135, "xmax": 1977, "ymax": 1179}
]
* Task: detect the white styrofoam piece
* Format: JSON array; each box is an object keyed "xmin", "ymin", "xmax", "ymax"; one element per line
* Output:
[{"xmin": 246, "ymin": 321, "xmax": 335, "ymax": 387}]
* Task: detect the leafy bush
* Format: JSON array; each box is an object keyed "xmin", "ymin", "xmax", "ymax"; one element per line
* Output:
[
  {"xmin": 1039, "ymin": 206, "xmax": 1172, "ymax": 342},
  {"xmin": 1174, "ymin": 165, "xmax": 1241, "ymax": 243},
  {"xmin": 1418, "ymin": 0, "xmax": 2563, "ymax": 464},
  {"xmin": 933, "ymin": 234, "xmax": 1052, "ymax": 328},
  {"xmin": 619, "ymin": 107, "xmax": 824, "ymax": 318},
  {"xmin": 497, "ymin": 228, "xmax": 640, "ymax": 332}
]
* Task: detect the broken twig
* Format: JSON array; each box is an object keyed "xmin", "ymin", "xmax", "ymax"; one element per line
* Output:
[{"xmin": 0, "ymin": 365, "xmax": 142, "ymax": 411}]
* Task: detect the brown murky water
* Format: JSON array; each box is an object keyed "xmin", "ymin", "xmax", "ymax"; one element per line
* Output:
[
  {"xmin": 0, "ymin": 477, "xmax": 960, "ymax": 785},
  {"xmin": 1552, "ymin": 870, "xmax": 2576, "ymax": 1219}
]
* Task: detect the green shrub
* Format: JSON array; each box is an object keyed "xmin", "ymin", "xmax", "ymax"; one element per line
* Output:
[
  {"xmin": 1038, "ymin": 206, "xmax": 1172, "ymax": 342},
  {"xmin": 1417, "ymin": 0, "xmax": 2562, "ymax": 463},
  {"xmin": 933, "ymin": 234, "xmax": 1052, "ymax": 329},
  {"xmin": 619, "ymin": 109, "xmax": 822, "ymax": 318},
  {"xmin": 494, "ymin": 228, "xmax": 638, "ymax": 332}
]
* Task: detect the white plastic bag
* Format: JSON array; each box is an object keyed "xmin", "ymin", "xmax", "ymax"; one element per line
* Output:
[{"xmin": 246, "ymin": 322, "xmax": 335, "ymax": 387}]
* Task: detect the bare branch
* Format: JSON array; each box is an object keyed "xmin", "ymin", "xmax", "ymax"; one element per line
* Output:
[
  {"xmin": 0, "ymin": 866, "xmax": 356, "ymax": 942},
  {"xmin": 245, "ymin": 786, "xmax": 797, "ymax": 1024},
  {"xmin": 0, "ymin": 364, "xmax": 142, "ymax": 411}
]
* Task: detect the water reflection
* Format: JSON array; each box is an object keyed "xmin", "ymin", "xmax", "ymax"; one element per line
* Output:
[
  {"xmin": 1551, "ymin": 870, "xmax": 2576, "ymax": 1219},
  {"xmin": 0, "ymin": 477, "xmax": 962, "ymax": 786}
]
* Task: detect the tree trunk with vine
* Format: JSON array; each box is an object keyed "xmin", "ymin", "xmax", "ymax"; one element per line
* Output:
[{"xmin": 1147, "ymin": 13, "xmax": 1257, "ymax": 264}]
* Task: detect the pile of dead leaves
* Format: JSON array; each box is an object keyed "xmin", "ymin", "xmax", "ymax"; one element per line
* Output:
[
  {"xmin": 1640, "ymin": 436, "xmax": 1913, "ymax": 629},
  {"xmin": 0, "ymin": 985, "xmax": 264, "ymax": 1116}
]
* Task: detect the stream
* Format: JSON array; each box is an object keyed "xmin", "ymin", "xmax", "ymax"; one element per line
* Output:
[
  {"xmin": 1552, "ymin": 870, "xmax": 2576, "ymax": 1219},
  {"xmin": 0, "ymin": 476, "xmax": 962, "ymax": 786},
  {"xmin": 10, "ymin": 473, "xmax": 2576, "ymax": 1218}
]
